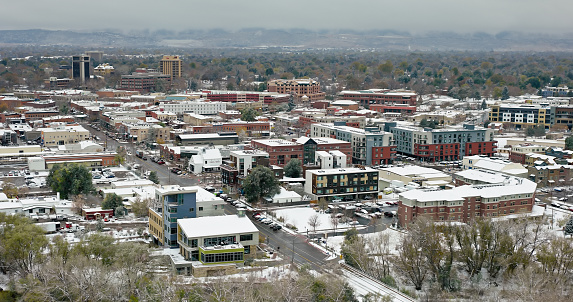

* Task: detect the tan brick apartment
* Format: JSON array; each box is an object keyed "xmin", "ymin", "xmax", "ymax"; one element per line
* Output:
[
  {"xmin": 267, "ymin": 78, "xmax": 325, "ymax": 102},
  {"xmin": 398, "ymin": 178, "xmax": 536, "ymax": 227}
]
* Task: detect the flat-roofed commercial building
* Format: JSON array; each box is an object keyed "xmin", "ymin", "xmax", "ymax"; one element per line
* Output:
[
  {"xmin": 174, "ymin": 214, "xmax": 258, "ymax": 276},
  {"xmin": 338, "ymin": 89, "xmax": 418, "ymax": 109}
]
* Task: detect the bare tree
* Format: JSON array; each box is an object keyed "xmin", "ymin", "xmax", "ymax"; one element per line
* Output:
[
  {"xmin": 330, "ymin": 213, "xmax": 339, "ymax": 236},
  {"xmin": 307, "ymin": 214, "xmax": 321, "ymax": 239},
  {"xmin": 72, "ymin": 194, "xmax": 86, "ymax": 215}
]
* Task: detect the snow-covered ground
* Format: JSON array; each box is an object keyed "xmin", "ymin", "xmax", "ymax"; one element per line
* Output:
[
  {"xmin": 274, "ymin": 207, "xmax": 363, "ymax": 234},
  {"xmin": 323, "ymin": 228, "xmax": 405, "ymax": 256}
]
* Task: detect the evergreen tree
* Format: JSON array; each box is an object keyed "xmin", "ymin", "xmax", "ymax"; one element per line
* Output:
[
  {"xmin": 148, "ymin": 171, "xmax": 160, "ymax": 184},
  {"xmin": 284, "ymin": 158, "xmax": 302, "ymax": 178},
  {"xmin": 242, "ymin": 166, "xmax": 280, "ymax": 204},
  {"xmin": 102, "ymin": 193, "xmax": 123, "ymax": 210},
  {"xmin": 565, "ymin": 217, "xmax": 573, "ymax": 237},
  {"xmin": 501, "ymin": 86, "xmax": 510, "ymax": 100},
  {"xmin": 566, "ymin": 136, "xmax": 573, "ymax": 150},
  {"xmin": 46, "ymin": 164, "xmax": 94, "ymax": 199},
  {"xmin": 241, "ymin": 107, "xmax": 257, "ymax": 122}
]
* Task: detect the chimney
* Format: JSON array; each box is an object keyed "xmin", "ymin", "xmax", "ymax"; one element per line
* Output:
[{"xmin": 57, "ymin": 192, "xmax": 60, "ymax": 200}]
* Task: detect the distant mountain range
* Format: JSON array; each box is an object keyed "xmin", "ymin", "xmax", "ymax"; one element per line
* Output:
[{"xmin": 1, "ymin": 29, "xmax": 573, "ymax": 51}]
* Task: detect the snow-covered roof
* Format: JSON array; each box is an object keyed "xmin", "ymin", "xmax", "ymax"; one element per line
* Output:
[
  {"xmin": 400, "ymin": 179, "xmax": 536, "ymax": 203},
  {"xmin": 331, "ymin": 100, "xmax": 358, "ymax": 106},
  {"xmin": 178, "ymin": 215, "xmax": 258, "ymax": 239},
  {"xmin": 273, "ymin": 187, "xmax": 301, "ymax": 199},
  {"xmin": 380, "ymin": 165, "xmax": 444, "ymax": 177},
  {"xmin": 307, "ymin": 167, "xmax": 378, "ymax": 176},
  {"xmin": 455, "ymin": 169, "xmax": 510, "ymax": 184}
]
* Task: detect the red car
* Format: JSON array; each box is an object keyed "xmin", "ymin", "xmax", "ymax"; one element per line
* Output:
[{"xmin": 157, "ymin": 160, "xmax": 165, "ymax": 165}]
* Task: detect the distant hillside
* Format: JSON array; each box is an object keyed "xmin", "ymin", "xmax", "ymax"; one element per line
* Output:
[{"xmin": 1, "ymin": 29, "xmax": 572, "ymax": 51}]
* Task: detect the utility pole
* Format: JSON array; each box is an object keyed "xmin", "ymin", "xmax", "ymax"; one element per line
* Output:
[{"xmin": 291, "ymin": 236, "xmax": 295, "ymax": 264}]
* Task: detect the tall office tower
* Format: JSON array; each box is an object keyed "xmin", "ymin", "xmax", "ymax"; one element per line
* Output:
[
  {"xmin": 72, "ymin": 55, "xmax": 90, "ymax": 84},
  {"xmin": 159, "ymin": 55, "xmax": 182, "ymax": 80}
]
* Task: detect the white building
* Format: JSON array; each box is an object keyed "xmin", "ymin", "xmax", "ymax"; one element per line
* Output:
[
  {"xmin": 315, "ymin": 150, "xmax": 348, "ymax": 169},
  {"xmin": 159, "ymin": 100, "xmax": 227, "ymax": 115},
  {"xmin": 175, "ymin": 214, "xmax": 259, "ymax": 276},
  {"xmin": 463, "ymin": 155, "xmax": 528, "ymax": 178},
  {"xmin": 189, "ymin": 148, "xmax": 223, "ymax": 174},
  {"xmin": 229, "ymin": 150, "xmax": 269, "ymax": 176},
  {"xmin": 269, "ymin": 187, "xmax": 302, "ymax": 204}
]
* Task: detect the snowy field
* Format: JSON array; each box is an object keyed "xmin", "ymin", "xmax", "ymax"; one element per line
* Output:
[
  {"xmin": 321, "ymin": 228, "xmax": 405, "ymax": 256},
  {"xmin": 274, "ymin": 207, "xmax": 363, "ymax": 234}
]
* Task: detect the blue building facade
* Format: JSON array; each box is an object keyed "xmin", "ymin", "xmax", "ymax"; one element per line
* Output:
[{"xmin": 160, "ymin": 188, "xmax": 197, "ymax": 248}]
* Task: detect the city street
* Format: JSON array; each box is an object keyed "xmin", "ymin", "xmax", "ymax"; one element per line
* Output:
[{"xmin": 83, "ymin": 123, "xmax": 200, "ymax": 187}]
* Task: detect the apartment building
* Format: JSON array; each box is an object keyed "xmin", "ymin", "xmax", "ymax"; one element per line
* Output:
[
  {"xmin": 175, "ymin": 213, "xmax": 259, "ymax": 276},
  {"xmin": 220, "ymin": 149, "xmax": 271, "ymax": 186},
  {"xmin": 148, "ymin": 185, "xmax": 226, "ymax": 248},
  {"xmin": 385, "ymin": 122, "xmax": 496, "ymax": 162},
  {"xmin": 267, "ymin": 79, "xmax": 325, "ymax": 102},
  {"xmin": 304, "ymin": 167, "xmax": 379, "ymax": 201},
  {"xmin": 509, "ymin": 144, "xmax": 546, "ymax": 164},
  {"xmin": 528, "ymin": 164, "xmax": 573, "ymax": 187},
  {"xmin": 296, "ymin": 137, "xmax": 352, "ymax": 166},
  {"xmin": 249, "ymin": 137, "xmax": 351, "ymax": 167},
  {"xmin": 311, "ymin": 123, "xmax": 395, "ymax": 165},
  {"xmin": 489, "ymin": 104, "xmax": 554, "ymax": 129},
  {"xmin": 159, "ymin": 55, "xmax": 182, "ymax": 80},
  {"xmin": 398, "ymin": 177, "xmax": 536, "ymax": 227},
  {"xmin": 338, "ymin": 89, "xmax": 418, "ymax": 109}
]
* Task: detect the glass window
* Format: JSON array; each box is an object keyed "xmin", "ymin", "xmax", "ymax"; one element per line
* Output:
[{"xmin": 240, "ymin": 234, "xmax": 253, "ymax": 241}]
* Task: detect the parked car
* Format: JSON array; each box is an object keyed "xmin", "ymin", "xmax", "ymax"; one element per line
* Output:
[
  {"xmin": 384, "ymin": 211, "xmax": 394, "ymax": 217},
  {"xmin": 157, "ymin": 160, "xmax": 165, "ymax": 165},
  {"xmin": 271, "ymin": 224, "xmax": 282, "ymax": 231}
]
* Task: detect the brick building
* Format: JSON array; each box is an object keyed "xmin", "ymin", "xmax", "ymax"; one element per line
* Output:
[
  {"xmin": 370, "ymin": 104, "xmax": 417, "ymax": 115},
  {"xmin": 120, "ymin": 71, "xmax": 171, "ymax": 93},
  {"xmin": 311, "ymin": 123, "xmax": 396, "ymax": 165},
  {"xmin": 194, "ymin": 90, "xmax": 290, "ymax": 104},
  {"xmin": 267, "ymin": 79, "xmax": 325, "ymax": 102},
  {"xmin": 385, "ymin": 123, "xmax": 496, "ymax": 162},
  {"xmin": 338, "ymin": 89, "xmax": 418, "ymax": 109},
  {"xmin": 398, "ymin": 177, "xmax": 536, "ymax": 227}
]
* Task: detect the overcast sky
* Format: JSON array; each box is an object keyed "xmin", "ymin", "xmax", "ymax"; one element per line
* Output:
[{"xmin": 3, "ymin": 0, "xmax": 573, "ymax": 34}]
